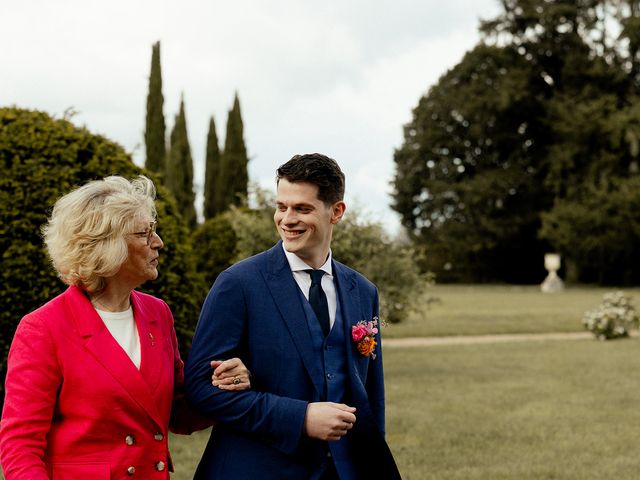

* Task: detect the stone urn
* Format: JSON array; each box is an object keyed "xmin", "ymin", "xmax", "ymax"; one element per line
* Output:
[{"xmin": 541, "ymin": 253, "xmax": 564, "ymax": 293}]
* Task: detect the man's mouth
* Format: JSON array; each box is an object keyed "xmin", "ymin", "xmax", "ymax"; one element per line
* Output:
[{"xmin": 282, "ymin": 229, "xmax": 305, "ymax": 239}]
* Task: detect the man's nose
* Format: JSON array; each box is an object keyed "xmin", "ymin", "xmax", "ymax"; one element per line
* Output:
[{"xmin": 282, "ymin": 208, "xmax": 297, "ymax": 223}]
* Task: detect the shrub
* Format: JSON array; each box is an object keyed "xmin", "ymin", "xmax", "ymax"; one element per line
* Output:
[
  {"xmin": 0, "ymin": 107, "xmax": 206, "ymax": 405},
  {"xmin": 331, "ymin": 212, "xmax": 427, "ymax": 324},
  {"xmin": 582, "ymin": 291, "xmax": 639, "ymax": 340},
  {"xmin": 193, "ymin": 214, "xmax": 238, "ymax": 288},
  {"xmin": 228, "ymin": 206, "xmax": 279, "ymax": 262}
]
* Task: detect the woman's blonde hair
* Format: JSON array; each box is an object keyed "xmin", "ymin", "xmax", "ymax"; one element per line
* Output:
[{"xmin": 43, "ymin": 175, "xmax": 157, "ymax": 293}]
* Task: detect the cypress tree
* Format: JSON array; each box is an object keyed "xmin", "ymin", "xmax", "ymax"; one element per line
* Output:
[
  {"xmin": 218, "ymin": 93, "xmax": 249, "ymax": 210},
  {"xmin": 166, "ymin": 96, "xmax": 197, "ymax": 228},
  {"xmin": 144, "ymin": 41, "xmax": 166, "ymax": 173},
  {"xmin": 203, "ymin": 116, "xmax": 221, "ymax": 219}
]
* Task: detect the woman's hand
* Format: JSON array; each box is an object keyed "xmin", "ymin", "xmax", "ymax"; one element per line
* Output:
[{"xmin": 210, "ymin": 358, "xmax": 251, "ymax": 390}]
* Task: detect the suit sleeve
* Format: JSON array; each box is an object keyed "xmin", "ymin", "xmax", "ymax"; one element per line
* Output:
[
  {"xmin": 185, "ymin": 270, "xmax": 308, "ymax": 455},
  {"xmin": 0, "ymin": 313, "xmax": 61, "ymax": 480},
  {"xmin": 365, "ymin": 289, "xmax": 386, "ymax": 435}
]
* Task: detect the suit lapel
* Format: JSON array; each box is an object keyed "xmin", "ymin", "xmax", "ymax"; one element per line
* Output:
[
  {"xmin": 264, "ymin": 243, "xmax": 325, "ymax": 397},
  {"xmin": 64, "ymin": 286, "xmax": 164, "ymax": 429},
  {"xmin": 333, "ymin": 263, "xmax": 379, "ymax": 423},
  {"xmin": 332, "ymin": 260, "xmax": 360, "ymax": 333},
  {"xmin": 333, "ymin": 260, "xmax": 364, "ymax": 372}
]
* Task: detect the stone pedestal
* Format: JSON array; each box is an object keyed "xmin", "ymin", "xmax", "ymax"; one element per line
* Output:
[{"xmin": 541, "ymin": 253, "xmax": 564, "ymax": 293}]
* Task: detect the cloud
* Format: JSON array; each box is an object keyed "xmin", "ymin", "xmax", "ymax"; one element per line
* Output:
[{"xmin": 1, "ymin": 0, "xmax": 501, "ymax": 233}]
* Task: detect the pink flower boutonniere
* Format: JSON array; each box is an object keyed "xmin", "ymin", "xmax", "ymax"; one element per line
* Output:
[{"xmin": 352, "ymin": 317, "xmax": 379, "ymax": 359}]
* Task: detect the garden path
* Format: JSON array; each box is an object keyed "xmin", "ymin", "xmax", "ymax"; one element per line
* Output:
[{"xmin": 382, "ymin": 331, "xmax": 613, "ymax": 348}]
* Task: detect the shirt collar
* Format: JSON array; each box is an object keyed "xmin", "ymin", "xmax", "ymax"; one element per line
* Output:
[{"xmin": 281, "ymin": 243, "xmax": 333, "ymax": 276}]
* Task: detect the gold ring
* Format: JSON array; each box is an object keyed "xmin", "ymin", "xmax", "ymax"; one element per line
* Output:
[{"xmin": 233, "ymin": 377, "xmax": 241, "ymax": 385}]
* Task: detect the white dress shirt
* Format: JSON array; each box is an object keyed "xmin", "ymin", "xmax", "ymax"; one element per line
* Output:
[{"xmin": 282, "ymin": 244, "xmax": 337, "ymax": 330}]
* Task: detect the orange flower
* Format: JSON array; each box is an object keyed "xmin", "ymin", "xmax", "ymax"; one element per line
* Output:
[{"xmin": 357, "ymin": 336, "xmax": 377, "ymax": 357}]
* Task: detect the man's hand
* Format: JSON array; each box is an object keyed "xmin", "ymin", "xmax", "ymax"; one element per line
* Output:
[
  {"xmin": 304, "ymin": 402, "xmax": 356, "ymax": 441},
  {"xmin": 211, "ymin": 358, "xmax": 251, "ymax": 390}
]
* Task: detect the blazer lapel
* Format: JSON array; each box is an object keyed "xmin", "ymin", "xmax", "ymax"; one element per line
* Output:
[
  {"xmin": 333, "ymin": 260, "xmax": 363, "ymax": 366},
  {"xmin": 333, "ymin": 263, "xmax": 379, "ymax": 423},
  {"xmin": 131, "ymin": 291, "xmax": 164, "ymax": 402},
  {"xmin": 264, "ymin": 243, "xmax": 325, "ymax": 397},
  {"xmin": 64, "ymin": 286, "xmax": 164, "ymax": 429}
]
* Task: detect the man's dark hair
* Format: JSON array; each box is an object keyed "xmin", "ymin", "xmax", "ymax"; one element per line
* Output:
[{"xmin": 276, "ymin": 153, "xmax": 345, "ymax": 205}]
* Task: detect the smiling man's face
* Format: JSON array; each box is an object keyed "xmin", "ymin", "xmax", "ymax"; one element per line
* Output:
[{"xmin": 274, "ymin": 179, "xmax": 345, "ymax": 269}]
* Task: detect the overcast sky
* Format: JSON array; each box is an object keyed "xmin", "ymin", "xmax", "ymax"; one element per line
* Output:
[{"xmin": 1, "ymin": 0, "xmax": 501, "ymax": 233}]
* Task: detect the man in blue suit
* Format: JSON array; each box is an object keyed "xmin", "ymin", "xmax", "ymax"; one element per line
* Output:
[{"xmin": 185, "ymin": 153, "xmax": 400, "ymax": 479}]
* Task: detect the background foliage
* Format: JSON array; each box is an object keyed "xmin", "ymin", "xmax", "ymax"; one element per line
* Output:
[
  {"xmin": 217, "ymin": 94, "xmax": 249, "ymax": 212},
  {"xmin": 0, "ymin": 107, "xmax": 206, "ymax": 405},
  {"xmin": 202, "ymin": 116, "xmax": 221, "ymax": 220},
  {"xmin": 144, "ymin": 41, "xmax": 166, "ymax": 174},
  {"xmin": 166, "ymin": 97, "xmax": 197, "ymax": 229},
  {"xmin": 393, "ymin": 0, "xmax": 640, "ymax": 284}
]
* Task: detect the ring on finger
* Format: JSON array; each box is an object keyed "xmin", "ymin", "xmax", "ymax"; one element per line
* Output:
[{"xmin": 233, "ymin": 376, "xmax": 241, "ymax": 385}]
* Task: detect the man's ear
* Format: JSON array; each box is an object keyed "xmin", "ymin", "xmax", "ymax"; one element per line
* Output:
[{"xmin": 330, "ymin": 201, "xmax": 346, "ymax": 224}]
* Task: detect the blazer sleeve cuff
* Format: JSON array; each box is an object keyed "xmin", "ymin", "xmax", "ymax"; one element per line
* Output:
[{"xmin": 261, "ymin": 398, "xmax": 308, "ymax": 455}]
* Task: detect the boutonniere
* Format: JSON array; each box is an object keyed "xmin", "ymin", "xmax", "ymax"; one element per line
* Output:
[{"xmin": 351, "ymin": 317, "xmax": 379, "ymax": 359}]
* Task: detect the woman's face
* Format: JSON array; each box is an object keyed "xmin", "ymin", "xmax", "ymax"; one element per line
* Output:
[{"xmin": 115, "ymin": 213, "xmax": 164, "ymax": 289}]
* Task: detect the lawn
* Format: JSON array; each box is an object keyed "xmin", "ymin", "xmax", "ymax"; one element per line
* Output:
[
  {"xmin": 170, "ymin": 338, "xmax": 640, "ymax": 479},
  {"xmin": 383, "ymin": 284, "xmax": 640, "ymax": 338},
  {"xmin": 383, "ymin": 339, "xmax": 640, "ymax": 479}
]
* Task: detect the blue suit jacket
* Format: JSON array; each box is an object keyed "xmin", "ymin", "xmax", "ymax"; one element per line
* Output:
[{"xmin": 185, "ymin": 242, "xmax": 400, "ymax": 479}]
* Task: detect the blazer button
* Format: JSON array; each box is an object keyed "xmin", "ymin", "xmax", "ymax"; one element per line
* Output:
[
  {"xmin": 154, "ymin": 432, "xmax": 164, "ymax": 441},
  {"xmin": 125, "ymin": 435, "xmax": 135, "ymax": 446},
  {"xmin": 127, "ymin": 466, "xmax": 136, "ymax": 475},
  {"xmin": 155, "ymin": 460, "xmax": 166, "ymax": 471}
]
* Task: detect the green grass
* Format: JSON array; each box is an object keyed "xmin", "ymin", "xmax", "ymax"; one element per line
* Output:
[
  {"xmin": 384, "ymin": 339, "xmax": 640, "ymax": 479},
  {"xmin": 383, "ymin": 284, "xmax": 640, "ymax": 338},
  {"xmin": 170, "ymin": 338, "xmax": 640, "ymax": 480},
  {"xmin": 169, "ymin": 428, "xmax": 211, "ymax": 478}
]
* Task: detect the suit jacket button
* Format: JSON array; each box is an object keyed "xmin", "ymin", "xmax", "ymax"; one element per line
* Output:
[
  {"xmin": 154, "ymin": 432, "xmax": 164, "ymax": 441},
  {"xmin": 127, "ymin": 466, "xmax": 136, "ymax": 475},
  {"xmin": 125, "ymin": 435, "xmax": 135, "ymax": 446},
  {"xmin": 155, "ymin": 460, "xmax": 166, "ymax": 471}
]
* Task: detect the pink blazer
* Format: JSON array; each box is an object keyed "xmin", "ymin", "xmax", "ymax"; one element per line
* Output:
[{"xmin": 0, "ymin": 285, "xmax": 207, "ymax": 479}]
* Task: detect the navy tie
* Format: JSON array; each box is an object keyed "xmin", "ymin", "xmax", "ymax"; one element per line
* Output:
[{"xmin": 306, "ymin": 269, "xmax": 330, "ymax": 336}]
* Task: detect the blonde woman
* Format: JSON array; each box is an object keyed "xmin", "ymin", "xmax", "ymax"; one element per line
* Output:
[{"xmin": 0, "ymin": 176, "xmax": 250, "ymax": 479}]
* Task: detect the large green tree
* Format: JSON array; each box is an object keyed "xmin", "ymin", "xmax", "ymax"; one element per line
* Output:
[
  {"xmin": 166, "ymin": 96, "xmax": 197, "ymax": 229},
  {"xmin": 203, "ymin": 116, "xmax": 221, "ymax": 220},
  {"xmin": 144, "ymin": 41, "xmax": 166, "ymax": 174},
  {"xmin": 486, "ymin": 0, "xmax": 640, "ymax": 283},
  {"xmin": 0, "ymin": 107, "xmax": 206, "ymax": 406},
  {"xmin": 393, "ymin": 0, "xmax": 640, "ymax": 284},
  {"xmin": 218, "ymin": 93, "xmax": 249, "ymax": 210},
  {"xmin": 393, "ymin": 44, "xmax": 551, "ymax": 282}
]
